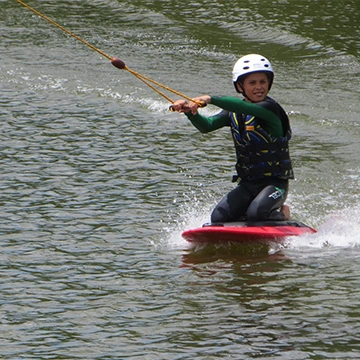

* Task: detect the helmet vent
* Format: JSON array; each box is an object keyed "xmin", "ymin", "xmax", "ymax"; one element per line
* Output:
[{"xmin": 243, "ymin": 66, "xmax": 250, "ymax": 70}]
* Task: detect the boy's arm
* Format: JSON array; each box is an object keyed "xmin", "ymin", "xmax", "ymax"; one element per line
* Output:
[
  {"xmin": 210, "ymin": 96, "xmax": 283, "ymax": 137},
  {"xmin": 185, "ymin": 110, "xmax": 230, "ymax": 133}
]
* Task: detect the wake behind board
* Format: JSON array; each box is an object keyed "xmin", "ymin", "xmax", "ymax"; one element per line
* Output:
[{"xmin": 182, "ymin": 220, "xmax": 317, "ymax": 244}]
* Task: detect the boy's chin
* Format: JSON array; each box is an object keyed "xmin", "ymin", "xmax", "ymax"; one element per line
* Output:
[{"xmin": 249, "ymin": 94, "xmax": 266, "ymax": 102}]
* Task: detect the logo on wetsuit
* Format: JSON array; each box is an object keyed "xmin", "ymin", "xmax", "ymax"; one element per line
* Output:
[{"xmin": 268, "ymin": 187, "xmax": 285, "ymax": 200}]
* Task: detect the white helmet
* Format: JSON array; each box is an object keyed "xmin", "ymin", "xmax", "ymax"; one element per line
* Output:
[{"xmin": 232, "ymin": 54, "xmax": 274, "ymax": 93}]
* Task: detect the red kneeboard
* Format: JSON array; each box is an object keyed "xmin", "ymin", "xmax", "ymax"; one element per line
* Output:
[{"xmin": 182, "ymin": 220, "xmax": 317, "ymax": 244}]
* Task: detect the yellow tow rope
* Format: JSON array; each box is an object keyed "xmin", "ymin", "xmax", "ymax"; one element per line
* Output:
[{"xmin": 16, "ymin": 0, "xmax": 205, "ymax": 109}]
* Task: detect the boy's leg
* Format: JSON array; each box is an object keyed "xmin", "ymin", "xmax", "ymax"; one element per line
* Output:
[
  {"xmin": 246, "ymin": 184, "xmax": 289, "ymax": 221},
  {"xmin": 210, "ymin": 183, "xmax": 253, "ymax": 223},
  {"xmin": 280, "ymin": 204, "xmax": 290, "ymax": 220}
]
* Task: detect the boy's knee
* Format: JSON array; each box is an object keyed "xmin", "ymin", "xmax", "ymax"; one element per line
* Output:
[
  {"xmin": 246, "ymin": 201, "xmax": 260, "ymax": 221},
  {"xmin": 211, "ymin": 207, "xmax": 228, "ymax": 223}
]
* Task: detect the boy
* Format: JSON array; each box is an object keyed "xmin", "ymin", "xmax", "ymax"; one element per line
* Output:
[{"xmin": 173, "ymin": 54, "xmax": 293, "ymax": 223}]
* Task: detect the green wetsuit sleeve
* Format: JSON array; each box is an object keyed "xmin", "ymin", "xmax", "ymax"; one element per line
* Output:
[
  {"xmin": 210, "ymin": 96, "xmax": 283, "ymax": 137},
  {"xmin": 185, "ymin": 111, "xmax": 229, "ymax": 133}
]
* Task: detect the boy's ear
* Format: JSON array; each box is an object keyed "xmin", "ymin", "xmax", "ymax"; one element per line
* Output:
[{"xmin": 235, "ymin": 82, "xmax": 243, "ymax": 93}]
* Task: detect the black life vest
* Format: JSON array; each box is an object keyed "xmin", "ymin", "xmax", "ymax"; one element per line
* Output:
[{"xmin": 229, "ymin": 99, "xmax": 294, "ymax": 182}]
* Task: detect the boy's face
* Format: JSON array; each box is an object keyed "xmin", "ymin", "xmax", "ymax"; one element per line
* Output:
[{"xmin": 236, "ymin": 72, "xmax": 270, "ymax": 102}]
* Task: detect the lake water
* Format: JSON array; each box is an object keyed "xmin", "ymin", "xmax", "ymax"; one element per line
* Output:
[{"xmin": 1, "ymin": 0, "xmax": 360, "ymax": 358}]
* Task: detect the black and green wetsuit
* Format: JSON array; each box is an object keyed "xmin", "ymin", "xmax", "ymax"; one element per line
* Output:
[{"xmin": 185, "ymin": 95, "xmax": 294, "ymax": 222}]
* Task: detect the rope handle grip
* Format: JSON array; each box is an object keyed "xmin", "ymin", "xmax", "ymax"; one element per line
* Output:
[{"xmin": 169, "ymin": 100, "xmax": 207, "ymax": 112}]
